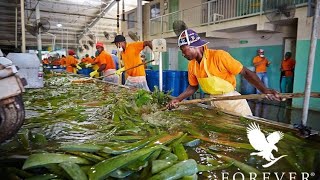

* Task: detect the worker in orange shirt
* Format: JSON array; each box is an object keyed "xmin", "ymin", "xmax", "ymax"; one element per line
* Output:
[
  {"xmin": 42, "ymin": 58, "xmax": 49, "ymax": 66},
  {"xmin": 167, "ymin": 29, "xmax": 281, "ymax": 116},
  {"xmin": 60, "ymin": 55, "xmax": 66, "ymax": 67},
  {"xmin": 253, "ymin": 49, "xmax": 271, "ymax": 93},
  {"xmin": 82, "ymin": 54, "xmax": 94, "ymax": 64},
  {"xmin": 112, "ymin": 35, "xmax": 152, "ymax": 90},
  {"xmin": 65, "ymin": 50, "xmax": 79, "ymax": 73},
  {"xmin": 280, "ymin": 52, "xmax": 296, "ymax": 93},
  {"xmin": 90, "ymin": 42, "xmax": 117, "ymax": 83}
]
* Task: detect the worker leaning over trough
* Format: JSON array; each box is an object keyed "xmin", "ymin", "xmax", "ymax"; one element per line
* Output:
[
  {"xmin": 65, "ymin": 50, "xmax": 80, "ymax": 73},
  {"xmin": 112, "ymin": 35, "xmax": 153, "ymax": 91},
  {"xmin": 90, "ymin": 42, "xmax": 118, "ymax": 83},
  {"xmin": 167, "ymin": 29, "xmax": 281, "ymax": 116}
]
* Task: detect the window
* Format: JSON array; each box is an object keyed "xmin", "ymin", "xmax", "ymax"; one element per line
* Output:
[
  {"xmin": 127, "ymin": 12, "xmax": 135, "ymax": 29},
  {"xmin": 150, "ymin": 3, "xmax": 160, "ymax": 19}
]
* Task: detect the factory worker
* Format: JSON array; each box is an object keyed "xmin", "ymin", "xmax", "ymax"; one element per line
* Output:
[{"xmin": 65, "ymin": 50, "xmax": 79, "ymax": 73}]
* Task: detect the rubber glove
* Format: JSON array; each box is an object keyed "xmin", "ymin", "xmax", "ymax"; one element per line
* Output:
[
  {"xmin": 115, "ymin": 67, "xmax": 125, "ymax": 75},
  {"xmin": 85, "ymin": 63, "xmax": 92, "ymax": 68},
  {"xmin": 76, "ymin": 64, "xmax": 82, "ymax": 70},
  {"xmin": 90, "ymin": 70, "xmax": 99, "ymax": 78}
]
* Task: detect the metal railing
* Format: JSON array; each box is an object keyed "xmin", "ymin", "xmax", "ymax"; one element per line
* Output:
[{"xmin": 150, "ymin": 0, "xmax": 308, "ymax": 36}]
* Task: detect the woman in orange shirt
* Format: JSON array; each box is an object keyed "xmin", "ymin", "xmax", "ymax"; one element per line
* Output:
[
  {"xmin": 167, "ymin": 29, "xmax": 281, "ymax": 116},
  {"xmin": 280, "ymin": 52, "xmax": 296, "ymax": 93}
]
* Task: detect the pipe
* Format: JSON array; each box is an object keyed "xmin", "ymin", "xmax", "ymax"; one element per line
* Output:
[
  {"xmin": 66, "ymin": 29, "xmax": 68, "ymax": 54},
  {"xmin": 15, "ymin": 6, "xmax": 18, "ymax": 48},
  {"xmin": 20, "ymin": 0, "xmax": 26, "ymax": 53},
  {"xmin": 117, "ymin": 0, "xmax": 120, "ymax": 34},
  {"xmin": 159, "ymin": 52, "xmax": 163, "ymax": 91},
  {"xmin": 137, "ymin": 0, "xmax": 143, "ymax": 40},
  {"xmin": 301, "ymin": 0, "xmax": 320, "ymax": 126},
  {"xmin": 36, "ymin": 2, "xmax": 42, "ymax": 60}
]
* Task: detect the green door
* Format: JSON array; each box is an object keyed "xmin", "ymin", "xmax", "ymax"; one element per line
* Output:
[{"xmin": 168, "ymin": 0, "xmax": 179, "ymax": 31}]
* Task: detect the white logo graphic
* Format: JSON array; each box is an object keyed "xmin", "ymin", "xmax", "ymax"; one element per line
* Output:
[{"xmin": 247, "ymin": 122, "xmax": 287, "ymax": 168}]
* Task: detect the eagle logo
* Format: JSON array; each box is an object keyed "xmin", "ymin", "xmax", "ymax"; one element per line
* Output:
[{"xmin": 247, "ymin": 122, "xmax": 287, "ymax": 168}]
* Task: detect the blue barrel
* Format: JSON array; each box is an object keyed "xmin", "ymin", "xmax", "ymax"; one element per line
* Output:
[
  {"xmin": 78, "ymin": 68, "xmax": 92, "ymax": 77},
  {"xmin": 241, "ymin": 66, "xmax": 256, "ymax": 94},
  {"xmin": 146, "ymin": 70, "xmax": 167, "ymax": 92},
  {"xmin": 180, "ymin": 71, "xmax": 188, "ymax": 94},
  {"xmin": 166, "ymin": 70, "xmax": 181, "ymax": 97}
]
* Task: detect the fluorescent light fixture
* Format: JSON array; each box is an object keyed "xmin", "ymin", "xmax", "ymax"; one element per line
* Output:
[{"xmin": 57, "ymin": 24, "xmax": 62, "ymax": 27}]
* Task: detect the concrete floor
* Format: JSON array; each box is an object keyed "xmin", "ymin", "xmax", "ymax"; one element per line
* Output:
[{"xmin": 248, "ymin": 100, "xmax": 320, "ymax": 131}]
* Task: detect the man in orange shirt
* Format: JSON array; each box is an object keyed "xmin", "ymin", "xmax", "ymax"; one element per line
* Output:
[
  {"xmin": 65, "ymin": 50, "xmax": 78, "ymax": 73},
  {"xmin": 90, "ymin": 42, "xmax": 117, "ymax": 83},
  {"xmin": 112, "ymin": 35, "xmax": 152, "ymax": 90},
  {"xmin": 167, "ymin": 29, "xmax": 281, "ymax": 116},
  {"xmin": 60, "ymin": 55, "xmax": 66, "ymax": 67},
  {"xmin": 280, "ymin": 52, "xmax": 295, "ymax": 93},
  {"xmin": 253, "ymin": 49, "xmax": 271, "ymax": 93}
]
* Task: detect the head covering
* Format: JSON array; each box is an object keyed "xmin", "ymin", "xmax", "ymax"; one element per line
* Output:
[
  {"xmin": 85, "ymin": 54, "xmax": 89, "ymax": 57},
  {"xmin": 178, "ymin": 29, "xmax": 208, "ymax": 47},
  {"xmin": 257, "ymin": 49, "xmax": 264, "ymax": 53},
  {"xmin": 285, "ymin": 52, "xmax": 292, "ymax": 57},
  {"xmin": 96, "ymin": 42, "xmax": 104, "ymax": 48},
  {"xmin": 112, "ymin": 35, "xmax": 126, "ymax": 43},
  {"xmin": 68, "ymin": 49, "xmax": 75, "ymax": 55}
]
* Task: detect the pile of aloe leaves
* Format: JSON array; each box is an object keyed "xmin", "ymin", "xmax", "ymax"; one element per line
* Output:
[{"xmin": 0, "ymin": 74, "xmax": 320, "ymax": 180}]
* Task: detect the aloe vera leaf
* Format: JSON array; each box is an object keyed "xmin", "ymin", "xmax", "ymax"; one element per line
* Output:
[
  {"xmin": 197, "ymin": 162, "xmax": 234, "ymax": 171},
  {"xmin": 109, "ymin": 169, "xmax": 134, "ymax": 178},
  {"xmin": 102, "ymin": 137, "xmax": 151, "ymax": 155},
  {"xmin": 206, "ymin": 157, "xmax": 219, "ymax": 166},
  {"xmin": 58, "ymin": 162, "xmax": 87, "ymax": 180},
  {"xmin": 25, "ymin": 174, "xmax": 58, "ymax": 180},
  {"xmin": 22, "ymin": 153, "xmax": 91, "ymax": 170},
  {"xmin": 148, "ymin": 159, "xmax": 198, "ymax": 180},
  {"xmin": 17, "ymin": 129, "xmax": 30, "ymax": 149},
  {"xmin": 183, "ymin": 124, "xmax": 204, "ymax": 137},
  {"xmin": 148, "ymin": 132, "xmax": 183, "ymax": 147},
  {"xmin": 94, "ymin": 152, "xmax": 110, "ymax": 159},
  {"xmin": 182, "ymin": 173, "xmax": 198, "ymax": 180},
  {"xmin": 173, "ymin": 143, "xmax": 188, "ymax": 161},
  {"xmin": 204, "ymin": 148, "xmax": 261, "ymax": 175},
  {"xmin": 112, "ymin": 111, "xmax": 121, "ymax": 123},
  {"xmin": 80, "ymin": 166, "xmax": 91, "ymax": 174},
  {"xmin": 140, "ymin": 149, "xmax": 163, "ymax": 179},
  {"xmin": 67, "ymin": 151, "xmax": 104, "ymax": 163},
  {"xmin": 169, "ymin": 133, "xmax": 187, "ymax": 148},
  {"xmin": 193, "ymin": 136, "xmax": 253, "ymax": 150},
  {"xmin": 151, "ymin": 160, "xmax": 174, "ymax": 174},
  {"xmin": 158, "ymin": 151, "xmax": 178, "ymax": 162},
  {"xmin": 88, "ymin": 145, "xmax": 165, "ymax": 180},
  {"xmin": 111, "ymin": 135, "xmax": 144, "ymax": 142},
  {"xmin": 59, "ymin": 144, "xmax": 104, "ymax": 153},
  {"xmin": 184, "ymin": 139, "xmax": 201, "ymax": 147},
  {"xmin": 31, "ymin": 133, "xmax": 48, "ymax": 145},
  {"xmin": 44, "ymin": 164, "xmax": 69, "ymax": 178}
]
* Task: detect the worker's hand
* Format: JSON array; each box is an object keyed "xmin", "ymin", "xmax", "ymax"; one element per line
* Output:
[
  {"xmin": 166, "ymin": 98, "xmax": 181, "ymax": 110},
  {"xmin": 115, "ymin": 67, "xmax": 125, "ymax": 75},
  {"xmin": 90, "ymin": 70, "xmax": 99, "ymax": 78},
  {"xmin": 76, "ymin": 64, "xmax": 82, "ymax": 70},
  {"xmin": 85, "ymin": 63, "xmax": 92, "ymax": 68},
  {"xmin": 261, "ymin": 88, "xmax": 283, "ymax": 101}
]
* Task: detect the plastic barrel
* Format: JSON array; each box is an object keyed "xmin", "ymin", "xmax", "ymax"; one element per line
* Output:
[
  {"xmin": 241, "ymin": 66, "xmax": 256, "ymax": 95},
  {"xmin": 180, "ymin": 71, "xmax": 188, "ymax": 94},
  {"xmin": 146, "ymin": 70, "xmax": 167, "ymax": 92},
  {"xmin": 166, "ymin": 70, "xmax": 181, "ymax": 97}
]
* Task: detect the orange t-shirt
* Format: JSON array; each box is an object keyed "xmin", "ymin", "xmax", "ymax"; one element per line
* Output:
[
  {"xmin": 121, "ymin": 42, "xmax": 145, "ymax": 76},
  {"xmin": 188, "ymin": 48, "xmax": 243, "ymax": 88},
  {"xmin": 60, "ymin": 57, "xmax": 66, "ymax": 66},
  {"xmin": 65, "ymin": 55, "xmax": 78, "ymax": 72},
  {"xmin": 82, "ymin": 57, "xmax": 94, "ymax": 64},
  {"xmin": 94, "ymin": 50, "xmax": 115, "ymax": 71},
  {"xmin": 253, "ymin": 56, "xmax": 270, "ymax": 73},
  {"xmin": 281, "ymin": 58, "xmax": 295, "ymax": 77}
]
